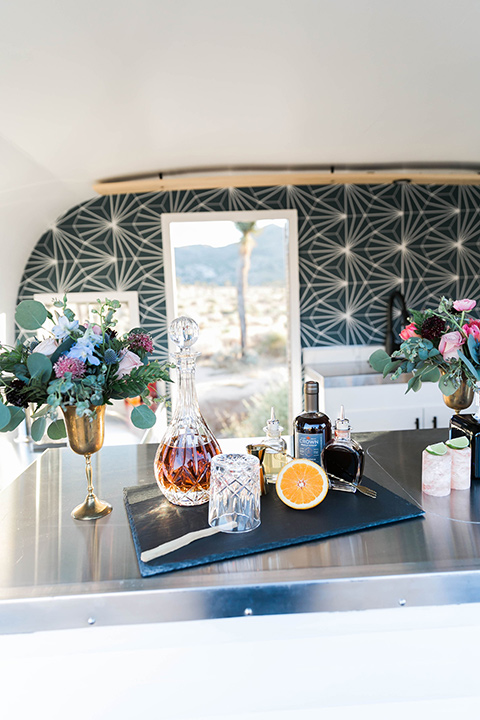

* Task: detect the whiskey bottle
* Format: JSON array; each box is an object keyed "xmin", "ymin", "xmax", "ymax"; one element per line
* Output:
[
  {"xmin": 293, "ymin": 381, "xmax": 331, "ymax": 465},
  {"xmin": 321, "ymin": 405, "xmax": 365, "ymax": 492}
]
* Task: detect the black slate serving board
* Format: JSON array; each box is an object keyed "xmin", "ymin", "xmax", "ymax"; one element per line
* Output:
[{"xmin": 124, "ymin": 478, "xmax": 424, "ymax": 577}]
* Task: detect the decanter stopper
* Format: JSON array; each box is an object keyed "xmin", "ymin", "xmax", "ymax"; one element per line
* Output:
[{"xmin": 169, "ymin": 316, "xmax": 199, "ymax": 354}]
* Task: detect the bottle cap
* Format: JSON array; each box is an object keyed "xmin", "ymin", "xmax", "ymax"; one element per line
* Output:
[
  {"xmin": 264, "ymin": 406, "xmax": 283, "ymax": 436},
  {"xmin": 169, "ymin": 316, "xmax": 199, "ymax": 354},
  {"xmin": 305, "ymin": 381, "xmax": 318, "ymax": 395},
  {"xmin": 335, "ymin": 405, "xmax": 350, "ymax": 432}
]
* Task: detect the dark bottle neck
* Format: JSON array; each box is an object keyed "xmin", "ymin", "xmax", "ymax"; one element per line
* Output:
[{"xmin": 305, "ymin": 391, "xmax": 319, "ymax": 413}]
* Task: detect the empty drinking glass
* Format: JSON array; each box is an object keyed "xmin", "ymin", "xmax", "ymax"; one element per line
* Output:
[{"xmin": 208, "ymin": 454, "xmax": 261, "ymax": 533}]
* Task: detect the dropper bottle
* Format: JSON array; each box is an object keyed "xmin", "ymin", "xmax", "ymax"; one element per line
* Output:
[
  {"xmin": 321, "ymin": 405, "xmax": 365, "ymax": 492},
  {"xmin": 260, "ymin": 407, "xmax": 288, "ymax": 483}
]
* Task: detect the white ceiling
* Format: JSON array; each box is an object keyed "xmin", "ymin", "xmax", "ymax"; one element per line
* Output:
[{"xmin": 1, "ymin": 0, "xmax": 480, "ymax": 332}]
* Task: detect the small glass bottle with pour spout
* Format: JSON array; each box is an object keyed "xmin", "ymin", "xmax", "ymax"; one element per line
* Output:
[
  {"xmin": 321, "ymin": 405, "xmax": 365, "ymax": 492},
  {"xmin": 154, "ymin": 316, "xmax": 221, "ymax": 506},
  {"xmin": 260, "ymin": 407, "xmax": 288, "ymax": 484}
]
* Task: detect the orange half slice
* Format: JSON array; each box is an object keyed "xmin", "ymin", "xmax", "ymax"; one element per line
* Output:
[{"xmin": 276, "ymin": 458, "xmax": 329, "ymax": 509}]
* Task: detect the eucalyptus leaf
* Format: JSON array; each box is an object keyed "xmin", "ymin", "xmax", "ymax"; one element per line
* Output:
[
  {"xmin": 15, "ymin": 300, "xmax": 48, "ymax": 330},
  {"xmin": 0, "ymin": 401, "xmax": 11, "ymax": 430},
  {"xmin": 47, "ymin": 419, "xmax": 67, "ymax": 440},
  {"xmin": 438, "ymin": 375, "xmax": 457, "ymax": 396},
  {"xmin": 457, "ymin": 349, "xmax": 480, "ymax": 381},
  {"xmin": 0, "ymin": 406, "xmax": 26, "ymax": 433},
  {"xmin": 407, "ymin": 375, "xmax": 422, "ymax": 392},
  {"xmin": 31, "ymin": 417, "xmax": 47, "ymax": 442},
  {"xmin": 131, "ymin": 405, "xmax": 156, "ymax": 429},
  {"xmin": 369, "ymin": 349, "xmax": 390, "ymax": 372},
  {"xmin": 30, "ymin": 404, "xmax": 50, "ymax": 419},
  {"xmin": 419, "ymin": 366, "xmax": 441, "ymax": 383},
  {"xmin": 467, "ymin": 334, "xmax": 480, "ymax": 364},
  {"xmin": 382, "ymin": 359, "xmax": 404, "ymax": 377},
  {"xmin": 13, "ymin": 363, "xmax": 29, "ymax": 382},
  {"xmin": 27, "ymin": 353, "xmax": 53, "ymax": 383}
]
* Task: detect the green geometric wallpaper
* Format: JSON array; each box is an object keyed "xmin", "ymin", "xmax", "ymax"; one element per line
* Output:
[{"xmin": 18, "ymin": 184, "xmax": 480, "ymax": 359}]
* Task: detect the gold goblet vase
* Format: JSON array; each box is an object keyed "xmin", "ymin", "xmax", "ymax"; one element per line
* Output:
[
  {"xmin": 442, "ymin": 379, "xmax": 474, "ymax": 413},
  {"xmin": 63, "ymin": 405, "xmax": 112, "ymax": 521}
]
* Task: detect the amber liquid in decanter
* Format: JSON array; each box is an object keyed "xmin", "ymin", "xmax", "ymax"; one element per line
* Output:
[{"xmin": 155, "ymin": 437, "xmax": 220, "ymax": 498}]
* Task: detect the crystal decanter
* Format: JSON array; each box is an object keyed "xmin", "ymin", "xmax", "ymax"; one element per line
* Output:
[{"xmin": 154, "ymin": 316, "xmax": 221, "ymax": 506}]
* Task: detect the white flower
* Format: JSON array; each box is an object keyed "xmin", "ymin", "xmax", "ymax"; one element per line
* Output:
[
  {"xmin": 32, "ymin": 337, "xmax": 58, "ymax": 357},
  {"xmin": 52, "ymin": 316, "xmax": 79, "ymax": 340}
]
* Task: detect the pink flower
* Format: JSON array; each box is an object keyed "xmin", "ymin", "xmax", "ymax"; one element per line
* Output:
[
  {"xmin": 32, "ymin": 337, "xmax": 58, "ymax": 357},
  {"xmin": 462, "ymin": 320, "xmax": 480, "ymax": 341},
  {"xmin": 453, "ymin": 299, "xmax": 477, "ymax": 312},
  {"xmin": 127, "ymin": 332, "xmax": 154, "ymax": 354},
  {"xmin": 116, "ymin": 350, "xmax": 143, "ymax": 379},
  {"xmin": 438, "ymin": 331, "xmax": 466, "ymax": 361},
  {"xmin": 54, "ymin": 355, "xmax": 86, "ymax": 379},
  {"xmin": 399, "ymin": 323, "xmax": 420, "ymax": 341}
]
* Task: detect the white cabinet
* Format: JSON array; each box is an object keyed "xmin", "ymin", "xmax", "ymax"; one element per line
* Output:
[
  {"xmin": 317, "ymin": 381, "xmax": 454, "ymax": 432},
  {"xmin": 303, "ymin": 346, "xmax": 460, "ymax": 433}
]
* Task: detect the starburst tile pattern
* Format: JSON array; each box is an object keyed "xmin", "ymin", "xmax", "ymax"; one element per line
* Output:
[{"xmin": 18, "ymin": 184, "xmax": 480, "ymax": 357}]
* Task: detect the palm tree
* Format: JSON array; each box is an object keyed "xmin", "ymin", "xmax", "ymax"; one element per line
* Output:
[{"xmin": 234, "ymin": 221, "xmax": 257, "ymax": 359}]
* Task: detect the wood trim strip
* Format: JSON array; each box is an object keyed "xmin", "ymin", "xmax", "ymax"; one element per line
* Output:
[{"xmin": 93, "ymin": 171, "xmax": 480, "ymax": 195}]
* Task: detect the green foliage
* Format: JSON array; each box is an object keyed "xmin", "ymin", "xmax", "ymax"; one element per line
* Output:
[
  {"xmin": 131, "ymin": 404, "xmax": 156, "ymax": 429},
  {"xmin": 31, "ymin": 417, "xmax": 47, "ymax": 442},
  {"xmin": 0, "ymin": 407, "xmax": 26, "ymax": 433},
  {"xmin": 0, "ymin": 401, "xmax": 10, "ymax": 430},
  {"xmin": 110, "ymin": 361, "xmax": 173, "ymax": 400},
  {"xmin": 15, "ymin": 300, "xmax": 49, "ymax": 330},
  {"xmin": 27, "ymin": 353, "xmax": 52, "ymax": 383},
  {"xmin": 47, "ymin": 419, "xmax": 67, "ymax": 440},
  {"xmin": 368, "ymin": 349, "xmax": 390, "ymax": 372}
]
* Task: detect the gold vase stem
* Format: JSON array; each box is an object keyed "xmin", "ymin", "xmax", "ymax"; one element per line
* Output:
[{"xmin": 85, "ymin": 454, "xmax": 94, "ymax": 497}]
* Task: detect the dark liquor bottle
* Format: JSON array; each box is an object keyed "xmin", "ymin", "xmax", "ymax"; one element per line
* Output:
[
  {"xmin": 293, "ymin": 381, "xmax": 331, "ymax": 465},
  {"xmin": 449, "ymin": 389, "xmax": 480, "ymax": 482},
  {"xmin": 321, "ymin": 406, "xmax": 365, "ymax": 492}
]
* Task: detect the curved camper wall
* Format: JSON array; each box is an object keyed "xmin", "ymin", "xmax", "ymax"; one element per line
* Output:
[{"xmin": 18, "ymin": 183, "xmax": 480, "ymax": 358}]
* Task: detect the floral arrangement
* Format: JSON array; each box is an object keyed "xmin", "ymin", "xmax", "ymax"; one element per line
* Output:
[
  {"xmin": 369, "ymin": 296, "xmax": 480, "ymax": 396},
  {"xmin": 0, "ymin": 296, "xmax": 172, "ymax": 441}
]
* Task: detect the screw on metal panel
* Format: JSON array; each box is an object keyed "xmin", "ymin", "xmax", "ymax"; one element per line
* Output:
[
  {"xmin": 87, "ymin": 617, "xmax": 96, "ymax": 625},
  {"xmin": 244, "ymin": 608, "xmax": 253, "ymax": 616},
  {"xmin": 398, "ymin": 599, "xmax": 406, "ymax": 606}
]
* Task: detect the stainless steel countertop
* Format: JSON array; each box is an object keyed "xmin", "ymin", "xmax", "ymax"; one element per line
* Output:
[{"xmin": 2, "ymin": 429, "xmax": 480, "ymax": 634}]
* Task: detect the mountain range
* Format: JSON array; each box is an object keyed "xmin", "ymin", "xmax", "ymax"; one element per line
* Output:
[{"xmin": 174, "ymin": 225, "xmax": 287, "ymax": 286}]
